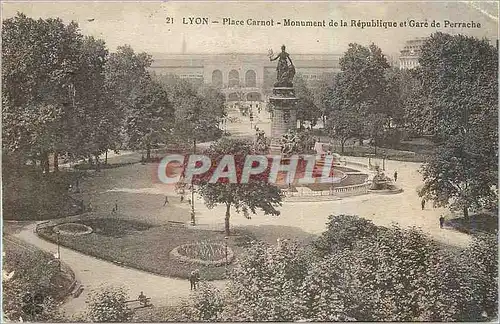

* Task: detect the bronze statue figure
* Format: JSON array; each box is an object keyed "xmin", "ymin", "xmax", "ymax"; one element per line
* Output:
[{"xmin": 269, "ymin": 45, "xmax": 295, "ymax": 87}]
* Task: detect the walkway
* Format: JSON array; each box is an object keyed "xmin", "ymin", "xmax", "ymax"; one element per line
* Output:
[{"xmin": 13, "ymin": 223, "xmax": 226, "ymax": 316}]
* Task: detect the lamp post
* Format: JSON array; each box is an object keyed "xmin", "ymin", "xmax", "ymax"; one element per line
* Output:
[
  {"xmin": 55, "ymin": 230, "xmax": 61, "ymax": 271},
  {"xmin": 224, "ymin": 236, "xmax": 229, "ymax": 276},
  {"xmin": 382, "ymin": 150, "xmax": 386, "ymax": 171},
  {"xmin": 191, "ymin": 134, "xmax": 197, "ymax": 226}
]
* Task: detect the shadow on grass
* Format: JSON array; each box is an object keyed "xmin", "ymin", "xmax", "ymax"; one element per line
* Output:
[
  {"xmin": 74, "ymin": 161, "xmax": 138, "ymax": 171},
  {"xmin": 445, "ymin": 213, "xmax": 498, "ymax": 235}
]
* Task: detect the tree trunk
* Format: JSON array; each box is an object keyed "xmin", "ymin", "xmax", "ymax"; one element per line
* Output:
[
  {"xmin": 41, "ymin": 152, "xmax": 50, "ymax": 174},
  {"xmin": 224, "ymin": 203, "xmax": 231, "ymax": 236},
  {"xmin": 105, "ymin": 150, "xmax": 108, "ymax": 165},
  {"xmin": 95, "ymin": 154, "xmax": 100, "ymax": 172},
  {"xmin": 53, "ymin": 152, "xmax": 59, "ymax": 172},
  {"xmin": 463, "ymin": 206, "xmax": 469, "ymax": 220},
  {"xmin": 341, "ymin": 138, "xmax": 346, "ymax": 154},
  {"xmin": 146, "ymin": 144, "xmax": 151, "ymax": 161}
]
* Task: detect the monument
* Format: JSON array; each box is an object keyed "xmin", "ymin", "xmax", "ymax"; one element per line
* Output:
[{"xmin": 267, "ymin": 45, "xmax": 299, "ymax": 151}]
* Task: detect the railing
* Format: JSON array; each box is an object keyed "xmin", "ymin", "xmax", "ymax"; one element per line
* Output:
[{"xmin": 284, "ymin": 182, "xmax": 371, "ymax": 198}]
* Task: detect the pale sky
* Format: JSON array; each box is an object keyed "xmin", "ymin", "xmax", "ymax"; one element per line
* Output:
[{"xmin": 2, "ymin": 1, "xmax": 498, "ymax": 56}]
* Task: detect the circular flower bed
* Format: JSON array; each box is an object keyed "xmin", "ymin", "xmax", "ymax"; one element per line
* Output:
[
  {"xmin": 53, "ymin": 223, "xmax": 93, "ymax": 236},
  {"xmin": 170, "ymin": 242, "xmax": 234, "ymax": 267}
]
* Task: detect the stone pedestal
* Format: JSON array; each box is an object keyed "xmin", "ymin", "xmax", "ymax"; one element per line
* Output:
[{"xmin": 268, "ymin": 87, "xmax": 298, "ymax": 151}]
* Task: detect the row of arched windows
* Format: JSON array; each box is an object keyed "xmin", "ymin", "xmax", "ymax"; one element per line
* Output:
[{"xmin": 212, "ymin": 69, "xmax": 256, "ymax": 87}]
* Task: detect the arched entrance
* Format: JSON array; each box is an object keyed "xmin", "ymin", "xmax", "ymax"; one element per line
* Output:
[
  {"xmin": 212, "ymin": 70, "xmax": 223, "ymax": 87},
  {"xmin": 245, "ymin": 70, "xmax": 257, "ymax": 87},
  {"xmin": 228, "ymin": 70, "xmax": 240, "ymax": 87}
]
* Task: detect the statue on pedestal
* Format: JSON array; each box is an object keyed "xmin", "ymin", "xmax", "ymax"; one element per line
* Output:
[{"xmin": 269, "ymin": 45, "xmax": 295, "ymax": 87}]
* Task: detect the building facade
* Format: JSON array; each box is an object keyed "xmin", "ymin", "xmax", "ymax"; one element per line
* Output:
[
  {"xmin": 149, "ymin": 53, "xmax": 341, "ymax": 102},
  {"xmin": 399, "ymin": 37, "xmax": 428, "ymax": 70}
]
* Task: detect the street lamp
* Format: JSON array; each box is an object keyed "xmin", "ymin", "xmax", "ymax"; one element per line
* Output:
[
  {"xmin": 55, "ymin": 230, "xmax": 61, "ymax": 271},
  {"xmin": 224, "ymin": 236, "xmax": 229, "ymax": 276},
  {"xmin": 382, "ymin": 150, "xmax": 386, "ymax": 171},
  {"xmin": 191, "ymin": 132, "xmax": 197, "ymax": 226}
]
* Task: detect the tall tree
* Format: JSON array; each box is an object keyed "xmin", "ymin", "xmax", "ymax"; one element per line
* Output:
[
  {"xmin": 2, "ymin": 14, "xmax": 84, "ymax": 171},
  {"xmin": 105, "ymin": 46, "xmax": 173, "ymax": 160},
  {"xmin": 417, "ymin": 33, "xmax": 498, "ymax": 218},
  {"xmin": 195, "ymin": 138, "xmax": 283, "ymax": 235},
  {"xmin": 325, "ymin": 43, "xmax": 391, "ymax": 150},
  {"xmin": 294, "ymin": 74, "xmax": 322, "ymax": 128}
]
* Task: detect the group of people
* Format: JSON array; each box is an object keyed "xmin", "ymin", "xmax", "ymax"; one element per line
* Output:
[
  {"xmin": 393, "ymin": 170, "xmax": 445, "ymax": 229},
  {"xmin": 163, "ymin": 195, "xmax": 191, "ymax": 207}
]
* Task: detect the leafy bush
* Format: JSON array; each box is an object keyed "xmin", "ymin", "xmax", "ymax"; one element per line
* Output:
[
  {"xmin": 180, "ymin": 283, "xmax": 225, "ymax": 321},
  {"xmin": 85, "ymin": 286, "xmax": 133, "ymax": 322},
  {"xmin": 185, "ymin": 215, "xmax": 498, "ymax": 322}
]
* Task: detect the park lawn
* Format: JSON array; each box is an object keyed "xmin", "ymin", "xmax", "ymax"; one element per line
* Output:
[
  {"xmin": 37, "ymin": 217, "xmax": 254, "ymax": 280},
  {"xmin": 445, "ymin": 213, "xmax": 498, "ymax": 235},
  {"xmin": 3, "ymin": 236, "xmax": 75, "ymax": 320},
  {"xmin": 2, "ymin": 168, "xmax": 84, "ymax": 221}
]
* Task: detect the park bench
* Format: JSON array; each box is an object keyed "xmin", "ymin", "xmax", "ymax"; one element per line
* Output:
[{"xmin": 124, "ymin": 295, "xmax": 152, "ymax": 309}]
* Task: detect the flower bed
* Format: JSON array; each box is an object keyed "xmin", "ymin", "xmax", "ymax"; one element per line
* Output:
[
  {"xmin": 53, "ymin": 223, "xmax": 93, "ymax": 236},
  {"xmin": 170, "ymin": 242, "xmax": 234, "ymax": 267}
]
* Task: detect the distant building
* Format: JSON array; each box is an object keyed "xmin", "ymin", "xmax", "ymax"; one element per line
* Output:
[
  {"xmin": 399, "ymin": 37, "xmax": 428, "ymax": 70},
  {"xmin": 149, "ymin": 52, "xmax": 341, "ymax": 102}
]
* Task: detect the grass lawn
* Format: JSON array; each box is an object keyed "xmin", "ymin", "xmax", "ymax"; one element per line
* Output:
[
  {"xmin": 38, "ymin": 217, "xmax": 255, "ymax": 280},
  {"xmin": 445, "ymin": 213, "xmax": 498, "ymax": 235},
  {"xmin": 3, "ymin": 235, "xmax": 74, "ymax": 320},
  {"xmin": 2, "ymin": 168, "xmax": 84, "ymax": 220}
]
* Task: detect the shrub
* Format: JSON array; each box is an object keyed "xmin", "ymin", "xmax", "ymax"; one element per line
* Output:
[{"xmin": 85, "ymin": 286, "xmax": 133, "ymax": 322}]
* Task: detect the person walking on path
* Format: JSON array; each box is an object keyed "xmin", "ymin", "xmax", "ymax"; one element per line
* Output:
[
  {"xmin": 189, "ymin": 269, "xmax": 200, "ymax": 290},
  {"xmin": 439, "ymin": 215, "xmax": 445, "ymax": 229},
  {"xmin": 163, "ymin": 195, "xmax": 169, "ymax": 206},
  {"xmin": 421, "ymin": 198, "xmax": 426, "ymax": 210},
  {"xmin": 112, "ymin": 200, "xmax": 118, "ymax": 214},
  {"xmin": 393, "ymin": 171, "xmax": 398, "ymax": 182},
  {"xmin": 180, "ymin": 195, "xmax": 184, "ymax": 203}
]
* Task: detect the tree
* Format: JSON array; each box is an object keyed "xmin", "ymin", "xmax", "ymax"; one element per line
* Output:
[
  {"xmin": 2, "ymin": 14, "xmax": 120, "ymax": 170},
  {"xmin": 158, "ymin": 74, "xmax": 225, "ymax": 146},
  {"xmin": 294, "ymin": 74, "xmax": 322, "ymax": 128},
  {"xmin": 85, "ymin": 286, "xmax": 133, "ymax": 322},
  {"xmin": 186, "ymin": 215, "xmax": 497, "ymax": 322},
  {"xmin": 125, "ymin": 78, "xmax": 173, "ymax": 160},
  {"xmin": 195, "ymin": 138, "xmax": 283, "ymax": 235},
  {"xmin": 324, "ymin": 75, "xmax": 364, "ymax": 153},
  {"xmin": 313, "ymin": 214, "xmax": 378, "ymax": 257},
  {"xmin": 325, "ymin": 43, "xmax": 392, "ymax": 150},
  {"xmin": 417, "ymin": 33, "xmax": 498, "ymax": 218},
  {"xmin": 180, "ymin": 283, "xmax": 225, "ymax": 321},
  {"xmin": 105, "ymin": 46, "xmax": 173, "ymax": 160},
  {"xmin": 2, "ymin": 14, "xmax": 84, "ymax": 171},
  {"xmin": 221, "ymin": 241, "xmax": 310, "ymax": 321}
]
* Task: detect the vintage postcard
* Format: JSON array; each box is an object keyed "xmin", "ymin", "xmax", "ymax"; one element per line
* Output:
[{"xmin": 2, "ymin": 1, "xmax": 498, "ymax": 322}]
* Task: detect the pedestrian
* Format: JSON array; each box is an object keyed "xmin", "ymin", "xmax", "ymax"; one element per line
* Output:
[
  {"xmin": 163, "ymin": 195, "xmax": 169, "ymax": 206},
  {"xmin": 187, "ymin": 198, "xmax": 192, "ymax": 206},
  {"xmin": 393, "ymin": 170, "xmax": 398, "ymax": 182},
  {"xmin": 439, "ymin": 215, "xmax": 445, "ymax": 229},
  {"xmin": 180, "ymin": 195, "xmax": 184, "ymax": 203},
  {"xmin": 189, "ymin": 269, "xmax": 200, "ymax": 290},
  {"xmin": 421, "ymin": 198, "xmax": 426, "ymax": 210}
]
